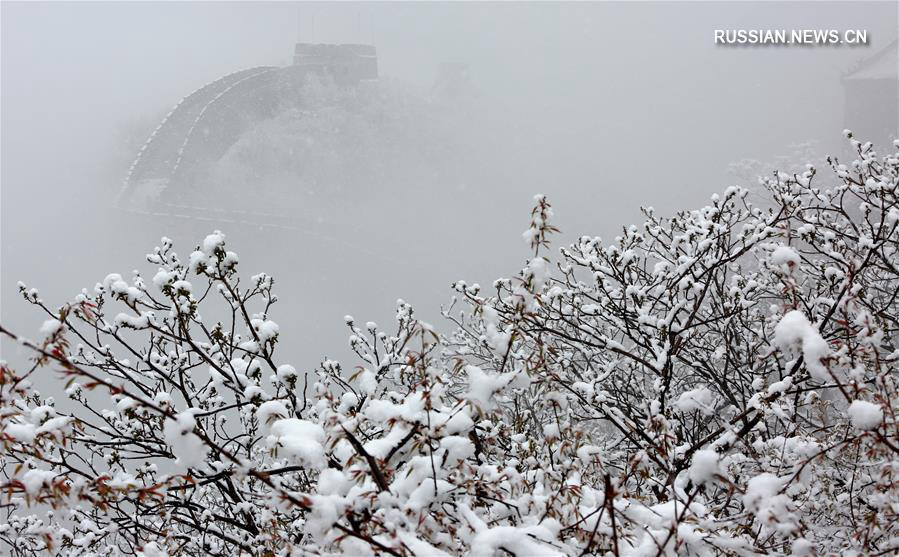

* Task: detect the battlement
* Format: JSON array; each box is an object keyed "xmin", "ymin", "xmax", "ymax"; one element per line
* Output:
[{"xmin": 293, "ymin": 43, "xmax": 378, "ymax": 82}]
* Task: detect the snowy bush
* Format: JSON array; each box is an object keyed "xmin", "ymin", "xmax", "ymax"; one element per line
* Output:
[{"xmin": 3, "ymin": 134, "xmax": 899, "ymax": 556}]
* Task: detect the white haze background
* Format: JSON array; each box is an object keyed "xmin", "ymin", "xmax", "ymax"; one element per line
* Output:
[{"xmin": 2, "ymin": 1, "xmax": 896, "ymax": 369}]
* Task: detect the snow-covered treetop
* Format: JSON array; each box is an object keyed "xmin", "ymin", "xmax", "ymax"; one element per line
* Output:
[{"xmin": 2, "ymin": 135, "xmax": 899, "ymax": 556}]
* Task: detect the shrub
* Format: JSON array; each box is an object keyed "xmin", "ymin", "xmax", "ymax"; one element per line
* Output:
[{"xmin": 3, "ymin": 135, "xmax": 899, "ymax": 556}]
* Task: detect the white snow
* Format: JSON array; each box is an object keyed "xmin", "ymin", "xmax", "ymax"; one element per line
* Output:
[
  {"xmin": 791, "ymin": 538, "xmax": 814, "ymax": 556},
  {"xmin": 116, "ymin": 397, "xmax": 138, "ymax": 413},
  {"xmin": 767, "ymin": 375, "xmax": 793, "ymax": 395},
  {"xmin": 256, "ymin": 400, "xmax": 288, "ymax": 428},
  {"xmin": 115, "ymin": 312, "xmax": 154, "ymax": 330},
  {"xmin": 22, "ymin": 469, "xmax": 59, "ymax": 495},
  {"xmin": 481, "ymin": 306, "xmax": 511, "ymax": 354},
  {"xmin": 251, "ymin": 318, "xmax": 279, "ymax": 342},
  {"xmin": 676, "ymin": 386, "xmax": 714, "ymax": 414},
  {"xmin": 316, "ymin": 469, "xmax": 351, "ymax": 496},
  {"xmin": 688, "ymin": 449, "xmax": 720, "ymax": 485},
  {"xmin": 107, "ymin": 472, "xmax": 140, "ymax": 490},
  {"xmin": 267, "ymin": 418, "xmax": 326, "ymax": 470},
  {"xmin": 4, "ymin": 422, "xmax": 37, "ymax": 444},
  {"xmin": 464, "ymin": 365, "xmax": 514, "ymax": 412},
  {"xmin": 770, "ymin": 245, "xmax": 800, "ymax": 268},
  {"xmin": 276, "ymin": 364, "xmax": 298, "ymax": 384},
  {"xmin": 171, "ymin": 280, "xmax": 192, "ymax": 293},
  {"xmin": 152, "ymin": 269, "xmax": 175, "ymax": 288},
  {"xmin": 353, "ymin": 368, "xmax": 377, "ymax": 395},
  {"xmin": 163, "ymin": 410, "xmax": 209, "ymax": 469},
  {"xmin": 202, "ymin": 231, "xmax": 226, "ymax": 255},
  {"xmin": 243, "ymin": 384, "xmax": 267, "ymax": 402},
  {"xmin": 102, "ymin": 273, "xmax": 142, "ymax": 302},
  {"xmin": 469, "ymin": 524, "xmax": 563, "ymax": 557},
  {"xmin": 399, "ymin": 533, "xmax": 451, "ymax": 557},
  {"xmin": 3, "ymin": 414, "xmax": 71, "ymax": 445},
  {"xmin": 774, "ymin": 310, "xmax": 831, "ymax": 381},
  {"xmin": 39, "ymin": 319, "xmax": 63, "ymax": 339},
  {"xmin": 36, "ymin": 417, "xmax": 71, "ymax": 439},
  {"xmin": 526, "ymin": 257, "xmax": 550, "ymax": 291},
  {"xmin": 440, "ymin": 435, "xmax": 475, "ymax": 465},
  {"xmin": 138, "ymin": 541, "xmax": 169, "ymax": 557},
  {"xmin": 188, "ymin": 251, "xmax": 208, "ymax": 273},
  {"xmin": 847, "ymin": 399, "xmax": 883, "ymax": 430},
  {"xmin": 363, "ymin": 399, "xmax": 400, "ymax": 423},
  {"xmin": 437, "ymin": 409, "xmax": 474, "ymax": 436},
  {"xmin": 742, "ymin": 473, "xmax": 788, "ymax": 522}
]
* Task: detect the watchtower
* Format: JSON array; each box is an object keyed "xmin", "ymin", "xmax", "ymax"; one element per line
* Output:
[
  {"xmin": 843, "ymin": 40, "xmax": 898, "ymax": 146},
  {"xmin": 293, "ymin": 43, "xmax": 378, "ymax": 85}
]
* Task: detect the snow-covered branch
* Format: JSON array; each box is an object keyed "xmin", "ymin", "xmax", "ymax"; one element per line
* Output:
[{"xmin": 3, "ymin": 135, "xmax": 899, "ymax": 556}]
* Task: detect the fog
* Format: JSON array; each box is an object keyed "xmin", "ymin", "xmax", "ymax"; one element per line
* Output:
[{"xmin": 2, "ymin": 1, "xmax": 896, "ymax": 370}]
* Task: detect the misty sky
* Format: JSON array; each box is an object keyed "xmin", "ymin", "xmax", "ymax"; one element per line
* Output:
[{"xmin": 2, "ymin": 1, "xmax": 896, "ymax": 369}]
